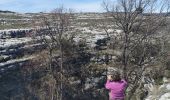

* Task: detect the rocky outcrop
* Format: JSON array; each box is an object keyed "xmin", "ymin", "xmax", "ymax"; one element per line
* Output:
[
  {"xmin": 145, "ymin": 77, "xmax": 170, "ymax": 100},
  {"xmin": 0, "ymin": 29, "xmax": 33, "ymax": 39},
  {"xmin": 0, "ymin": 56, "xmax": 34, "ymax": 76}
]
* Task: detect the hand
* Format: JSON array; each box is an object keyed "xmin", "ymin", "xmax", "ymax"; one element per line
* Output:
[{"xmin": 107, "ymin": 75, "xmax": 112, "ymax": 80}]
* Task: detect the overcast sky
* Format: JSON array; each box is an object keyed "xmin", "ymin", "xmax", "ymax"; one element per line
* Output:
[{"xmin": 0, "ymin": 0, "xmax": 105, "ymax": 13}]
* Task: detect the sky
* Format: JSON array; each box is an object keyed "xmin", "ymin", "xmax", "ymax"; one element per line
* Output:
[{"xmin": 0, "ymin": 0, "xmax": 104, "ymax": 13}]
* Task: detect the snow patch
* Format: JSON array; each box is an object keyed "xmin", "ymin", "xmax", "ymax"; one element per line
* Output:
[
  {"xmin": 0, "ymin": 37, "xmax": 32, "ymax": 48},
  {"xmin": 159, "ymin": 93, "xmax": 170, "ymax": 100}
]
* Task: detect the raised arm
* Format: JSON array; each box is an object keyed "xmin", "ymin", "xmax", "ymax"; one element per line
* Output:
[
  {"xmin": 105, "ymin": 80, "xmax": 112, "ymax": 90},
  {"xmin": 122, "ymin": 79, "xmax": 128, "ymax": 87}
]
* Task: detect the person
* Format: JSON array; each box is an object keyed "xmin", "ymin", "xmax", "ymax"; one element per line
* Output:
[{"xmin": 105, "ymin": 70, "xmax": 127, "ymax": 100}]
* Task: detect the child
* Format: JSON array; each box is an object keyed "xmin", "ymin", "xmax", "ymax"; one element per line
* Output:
[{"xmin": 105, "ymin": 70, "xmax": 127, "ymax": 100}]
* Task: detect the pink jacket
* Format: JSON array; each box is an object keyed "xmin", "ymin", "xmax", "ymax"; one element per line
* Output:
[{"xmin": 105, "ymin": 79, "xmax": 127, "ymax": 100}]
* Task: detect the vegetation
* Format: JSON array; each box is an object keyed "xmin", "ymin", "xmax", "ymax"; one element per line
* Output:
[{"xmin": 0, "ymin": 0, "xmax": 170, "ymax": 100}]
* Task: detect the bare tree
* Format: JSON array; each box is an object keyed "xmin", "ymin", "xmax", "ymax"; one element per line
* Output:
[
  {"xmin": 32, "ymin": 7, "xmax": 74, "ymax": 100},
  {"xmin": 102, "ymin": 0, "xmax": 170, "ymax": 99}
]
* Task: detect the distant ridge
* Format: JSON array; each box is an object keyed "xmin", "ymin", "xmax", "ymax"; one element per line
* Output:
[{"xmin": 0, "ymin": 10, "xmax": 16, "ymax": 14}]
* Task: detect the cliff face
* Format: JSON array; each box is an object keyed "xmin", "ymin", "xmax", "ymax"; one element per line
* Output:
[{"xmin": 0, "ymin": 29, "xmax": 48, "ymax": 76}]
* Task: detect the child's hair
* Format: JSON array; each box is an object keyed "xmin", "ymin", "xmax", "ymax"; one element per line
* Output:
[{"xmin": 110, "ymin": 71, "xmax": 121, "ymax": 82}]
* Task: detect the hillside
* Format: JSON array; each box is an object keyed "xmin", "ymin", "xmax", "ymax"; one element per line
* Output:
[{"xmin": 0, "ymin": 11, "xmax": 170, "ymax": 100}]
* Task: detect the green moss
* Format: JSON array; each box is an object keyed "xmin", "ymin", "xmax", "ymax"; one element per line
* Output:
[
  {"xmin": 155, "ymin": 77, "xmax": 164, "ymax": 85},
  {"xmin": 0, "ymin": 56, "xmax": 4, "ymax": 62}
]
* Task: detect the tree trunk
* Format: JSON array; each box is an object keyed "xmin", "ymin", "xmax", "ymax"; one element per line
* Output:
[
  {"xmin": 60, "ymin": 44, "xmax": 63, "ymax": 100},
  {"xmin": 123, "ymin": 32, "xmax": 129, "ymax": 80}
]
